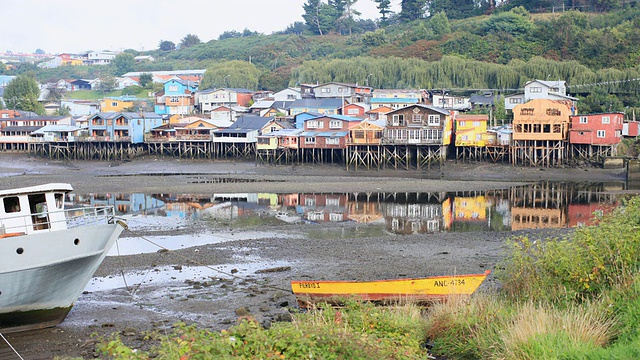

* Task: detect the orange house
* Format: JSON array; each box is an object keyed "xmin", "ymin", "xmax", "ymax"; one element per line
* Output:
[{"xmin": 512, "ymin": 99, "xmax": 574, "ymax": 141}]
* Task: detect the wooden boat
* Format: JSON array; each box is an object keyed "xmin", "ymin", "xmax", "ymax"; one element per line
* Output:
[
  {"xmin": 0, "ymin": 183, "xmax": 126, "ymax": 333},
  {"xmin": 291, "ymin": 270, "xmax": 490, "ymax": 308}
]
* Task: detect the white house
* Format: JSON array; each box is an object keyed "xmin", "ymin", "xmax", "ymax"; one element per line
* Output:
[{"xmin": 505, "ymin": 79, "xmax": 578, "ymax": 112}]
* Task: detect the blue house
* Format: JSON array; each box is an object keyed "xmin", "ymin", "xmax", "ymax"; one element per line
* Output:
[
  {"xmin": 287, "ymin": 99, "xmax": 344, "ymax": 117},
  {"xmin": 155, "ymin": 79, "xmax": 198, "ymax": 116},
  {"xmin": 87, "ymin": 112, "xmax": 163, "ymax": 143}
]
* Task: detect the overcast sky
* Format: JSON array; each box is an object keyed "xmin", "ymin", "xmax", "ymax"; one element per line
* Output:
[{"xmin": 2, "ymin": 0, "xmax": 401, "ymax": 55}]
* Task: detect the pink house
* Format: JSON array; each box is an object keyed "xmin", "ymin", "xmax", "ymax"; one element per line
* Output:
[{"xmin": 569, "ymin": 113, "xmax": 623, "ymax": 145}]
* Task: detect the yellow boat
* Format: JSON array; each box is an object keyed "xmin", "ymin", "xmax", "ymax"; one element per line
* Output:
[{"xmin": 291, "ymin": 270, "xmax": 490, "ymax": 308}]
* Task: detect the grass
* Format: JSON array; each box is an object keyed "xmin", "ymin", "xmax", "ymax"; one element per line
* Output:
[{"xmin": 92, "ymin": 195, "xmax": 640, "ymax": 359}]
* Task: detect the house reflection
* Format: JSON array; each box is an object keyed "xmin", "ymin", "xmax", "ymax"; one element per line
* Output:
[{"xmin": 68, "ymin": 181, "xmax": 626, "ymax": 234}]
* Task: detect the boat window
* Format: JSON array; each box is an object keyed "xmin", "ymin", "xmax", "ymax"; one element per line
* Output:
[
  {"xmin": 3, "ymin": 197, "xmax": 21, "ymax": 213},
  {"xmin": 28, "ymin": 194, "xmax": 50, "ymax": 230},
  {"xmin": 55, "ymin": 193, "xmax": 64, "ymax": 209}
]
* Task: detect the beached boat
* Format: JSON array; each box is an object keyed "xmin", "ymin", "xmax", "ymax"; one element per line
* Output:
[
  {"xmin": 0, "ymin": 183, "xmax": 125, "ymax": 333},
  {"xmin": 291, "ymin": 270, "xmax": 490, "ymax": 308}
]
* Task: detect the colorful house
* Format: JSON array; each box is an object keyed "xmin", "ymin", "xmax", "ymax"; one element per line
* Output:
[
  {"xmin": 299, "ymin": 115, "xmax": 362, "ymax": 150},
  {"xmin": 569, "ymin": 113, "xmax": 623, "ymax": 146},
  {"xmin": 348, "ymin": 119, "xmax": 385, "ymax": 146},
  {"xmin": 101, "ymin": 97, "xmax": 135, "ymax": 112},
  {"xmin": 155, "ymin": 79, "xmax": 198, "ymax": 116},
  {"xmin": 370, "ymin": 89, "xmax": 426, "ymax": 110},
  {"xmin": 341, "ymin": 102, "xmax": 369, "ymax": 118},
  {"xmin": 382, "ymin": 104, "xmax": 453, "ymax": 146},
  {"xmin": 288, "ymin": 99, "xmax": 344, "ymax": 117},
  {"xmin": 87, "ymin": 112, "xmax": 163, "ymax": 143},
  {"xmin": 366, "ymin": 105, "xmax": 393, "ymax": 121},
  {"xmin": 454, "ymin": 114, "xmax": 488, "ymax": 147}
]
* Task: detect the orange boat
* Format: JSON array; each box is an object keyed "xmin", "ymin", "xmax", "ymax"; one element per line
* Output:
[{"xmin": 291, "ymin": 270, "xmax": 490, "ymax": 308}]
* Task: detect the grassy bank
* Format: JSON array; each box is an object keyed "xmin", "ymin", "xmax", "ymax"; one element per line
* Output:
[{"xmin": 86, "ymin": 196, "xmax": 640, "ymax": 360}]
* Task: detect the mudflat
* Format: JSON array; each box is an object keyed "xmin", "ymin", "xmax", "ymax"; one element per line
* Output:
[{"xmin": 0, "ymin": 154, "xmax": 628, "ymax": 359}]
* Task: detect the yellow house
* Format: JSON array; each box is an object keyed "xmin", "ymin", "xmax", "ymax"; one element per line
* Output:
[
  {"xmin": 101, "ymin": 98, "xmax": 134, "ymax": 112},
  {"xmin": 455, "ymin": 114, "xmax": 487, "ymax": 147}
]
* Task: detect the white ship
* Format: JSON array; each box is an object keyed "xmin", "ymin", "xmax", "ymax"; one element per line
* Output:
[{"xmin": 0, "ymin": 183, "xmax": 125, "ymax": 333}]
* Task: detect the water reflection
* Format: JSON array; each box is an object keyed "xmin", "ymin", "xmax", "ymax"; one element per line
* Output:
[{"xmin": 67, "ymin": 181, "xmax": 630, "ymax": 235}]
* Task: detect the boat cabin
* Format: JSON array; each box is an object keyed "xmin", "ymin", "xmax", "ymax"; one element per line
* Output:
[{"xmin": 0, "ymin": 183, "xmax": 72, "ymax": 236}]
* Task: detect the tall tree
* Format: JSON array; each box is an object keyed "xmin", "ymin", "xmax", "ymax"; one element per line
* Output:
[
  {"xmin": 139, "ymin": 73, "xmax": 153, "ymax": 88},
  {"xmin": 302, "ymin": 0, "xmax": 335, "ymax": 35},
  {"xmin": 4, "ymin": 74, "xmax": 43, "ymax": 114},
  {"xmin": 400, "ymin": 0, "xmax": 427, "ymax": 21},
  {"xmin": 180, "ymin": 34, "xmax": 201, "ymax": 49},
  {"xmin": 112, "ymin": 52, "xmax": 135, "ymax": 76},
  {"xmin": 158, "ymin": 40, "xmax": 176, "ymax": 51},
  {"xmin": 374, "ymin": 0, "xmax": 393, "ymax": 24}
]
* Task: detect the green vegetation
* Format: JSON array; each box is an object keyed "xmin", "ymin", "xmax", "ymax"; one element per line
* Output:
[{"xmin": 93, "ymin": 195, "xmax": 640, "ymax": 359}]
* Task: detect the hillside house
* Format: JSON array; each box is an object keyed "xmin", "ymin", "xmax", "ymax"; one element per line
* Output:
[
  {"xmin": 101, "ymin": 97, "xmax": 135, "ymax": 112},
  {"xmin": 155, "ymin": 79, "xmax": 198, "ymax": 116},
  {"xmin": 288, "ymin": 99, "xmax": 344, "ymax": 117},
  {"xmin": 505, "ymin": 79, "xmax": 578, "ymax": 112},
  {"xmin": 382, "ymin": 105, "xmax": 453, "ymax": 146}
]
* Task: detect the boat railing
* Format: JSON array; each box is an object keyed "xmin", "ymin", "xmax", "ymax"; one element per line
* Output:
[{"xmin": 0, "ymin": 206, "xmax": 117, "ymax": 235}]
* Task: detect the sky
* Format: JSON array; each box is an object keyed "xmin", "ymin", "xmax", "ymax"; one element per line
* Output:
[{"xmin": 2, "ymin": 0, "xmax": 401, "ymax": 55}]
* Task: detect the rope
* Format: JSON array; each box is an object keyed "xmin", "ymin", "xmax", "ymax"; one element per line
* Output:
[
  {"xmin": 0, "ymin": 332, "xmax": 24, "ymax": 360},
  {"xmin": 118, "ymin": 222, "xmax": 292, "ymax": 294}
]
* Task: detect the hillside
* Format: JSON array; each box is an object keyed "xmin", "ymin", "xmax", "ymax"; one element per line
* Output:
[{"xmin": 7, "ymin": 5, "xmax": 640, "ymax": 114}]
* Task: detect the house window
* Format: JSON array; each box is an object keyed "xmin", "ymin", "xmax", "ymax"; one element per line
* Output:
[
  {"xmin": 530, "ymin": 87, "xmax": 542, "ymax": 93},
  {"xmin": 549, "ymin": 87, "xmax": 559, "ymax": 93},
  {"xmin": 392, "ymin": 114, "xmax": 404, "ymax": 126},
  {"xmin": 473, "ymin": 121, "xmax": 480, "ymax": 127},
  {"xmin": 546, "ymin": 108, "xmax": 561, "ymax": 116},
  {"xmin": 459, "ymin": 121, "xmax": 466, "ymax": 127},
  {"xmin": 580, "ymin": 116, "xmax": 588, "ymax": 124},
  {"xmin": 412, "ymin": 114, "xmax": 422, "ymax": 123},
  {"xmin": 307, "ymin": 120, "xmax": 318, "ymax": 129},
  {"xmin": 520, "ymin": 108, "xmax": 534, "ymax": 116},
  {"xmin": 270, "ymin": 126, "xmax": 277, "ymax": 132},
  {"xmin": 615, "ymin": 130, "xmax": 621, "ymax": 137},
  {"xmin": 348, "ymin": 108, "xmax": 359, "ymax": 115},
  {"xmin": 338, "ymin": 87, "xmax": 344, "ymax": 93},
  {"xmin": 597, "ymin": 130, "xmax": 606, "ymax": 138},
  {"xmin": 509, "ymin": 98, "xmax": 522, "ymax": 104},
  {"xmin": 326, "ymin": 137, "xmax": 339, "ymax": 145},
  {"xmin": 321, "ymin": 88, "xmax": 331, "ymax": 93},
  {"xmin": 602, "ymin": 116, "xmax": 610, "ymax": 124},
  {"xmin": 409, "ymin": 130, "xmax": 420, "ymax": 141},
  {"xmin": 329, "ymin": 120, "xmax": 342, "ymax": 129},
  {"xmin": 170, "ymin": 96, "xmax": 179, "ymax": 103},
  {"xmin": 428, "ymin": 115, "xmax": 440, "ymax": 126},
  {"xmin": 111, "ymin": 102, "xmax": 118, "ymax": 107},
  {"xmin": 168, "ymin": 85, "xmax": 178, "ymax": 92},
  {"xmin": 305, "ymin": 137, "xmax": 316, "ymax": 144}
]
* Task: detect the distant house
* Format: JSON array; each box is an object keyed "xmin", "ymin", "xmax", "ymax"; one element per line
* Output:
[
  {"xmin": 273, "ymin": 87, "xmax": 301, "ymax": 102},
  {"xmin": 288, "ymin": 99, "xmax": 344, "ymax": 117},
  {"xmin": 371, "ymin": 89, "xmax": 426, "ymax": 110},
  {"xmin": 155, "ymin": 79, "xmax": 198, "ymax": 116},
  {"xmin": 348, "ymin": 119, "xmax": 385, "ymax": 146},
  {"xmin": 432, "ymin": 93, "xmax": 471, "ymax": 111},
  {"xmin": 32, "ymin": 124, "xmax": 83, "ymax": 142},
  {"xmin": 212, "ymin": 115, "xmax": 272, "ymax": 144},
  {"xmin": 256, "ymin": 128, "xmax": 303, "ymax": 152},
  {"xmin": 197, "ymin": 88, "xmax": 254, "ymax": 113},
  {"xmin": 311, "ymin": 82, "xmax": 372, "ymax": 103},
  {"xmin": 512, "ymin": 99, "xmax": 573, "ymax": 142},
  {"xmin": 61, "ymin": 100, "xmax": 100, "ymax": 116},
  {"xmin": 469, "ymin": 92, "xmax": 495, "ymax": 110},
  {"xmin": 505, "ymin": 79, "xmax": 578, "ymax": 112},
  {"xmin": 341, "ymin": 103, "xmax": 369, "ymax": 118},
  {"xmin": 101, "ymin": 97, "xmax": 135, "ymax": 112},
  {"xmin": 84, "ymin": 51, "xmax": 117, "ymax": 66},
  {"xmin": 209, "ymin": 105, "xmax": 236, "ymax": 123},
  {"xmin": 366, "ymin": 106, "xmax": 393, "ymax": 122}
]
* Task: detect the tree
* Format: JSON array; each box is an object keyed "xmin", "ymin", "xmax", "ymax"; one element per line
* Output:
[
  {"xmin": 4, "ymin": 74, "xmax": 43, "ymax": 114},
  {"xmin": 0, "ymin": 61, "xmax": 6, "ymax": 74},
  {"xmin": 158, "ymin": 40, "xmax": 176, "ymax": 51},
  {"xmin": 400, "ymin": 0, "xmax": 426, "ymax": 21},
  {"xmin": 199, "ymin": 60, "xmax": 261, "ymax": 90},
  {"xmin": 98, "ymin": 76, "xmax": 117, "ymax": 94},
  {"xmin": 374, "ymin": 0, "xmax": 393, "ymax": 24},
  {"xmin": 140, "ymin": 73, "xmax": 153, "ymax": 88},
  {"xmin": 35, "ymin": 48, "xmax": 45, "ymax": 55},
  {"xmin": 429, "ymin": 11, "xmax": 451, "ymax": 36},
  {"xmin": 45, "ymin": 85, "xmax": 66, "ymax": 101},
  {"xmin": 112, "ymin": 52, "xmax": 135, "ymax": 76},
  {"xmin": 180, "ymin": 34, "xmax": 201, "ymax": 49},
  {"xmin": 57, "ymin": 105, "xmax": 71, "ymax": 116},
  {"xmin": 302, "ymin": 0, "xmax": 336, "ymax": 35}
]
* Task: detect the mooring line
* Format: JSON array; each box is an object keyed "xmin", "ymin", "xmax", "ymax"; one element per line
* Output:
[
  {"xmin": 119, "ymin": 223, "xmax": 292, "ymax": 294},
  {"xmin": 0, "ymin": 332, "xmax": 24, "ymax": 360}
]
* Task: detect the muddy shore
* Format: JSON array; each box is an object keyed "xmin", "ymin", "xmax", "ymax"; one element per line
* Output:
[{"xmin": 0, "ymin": 154, "xmax": 629, "ymax": 359}]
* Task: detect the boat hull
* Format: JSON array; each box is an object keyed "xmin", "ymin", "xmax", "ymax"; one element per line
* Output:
[
  {"xmin": 0, "ymin": 223, "xmax": 124, "ymax": 333},
  {"xmin": 291, "ymin": 271, "xmax": 490, "ymax": 307}
]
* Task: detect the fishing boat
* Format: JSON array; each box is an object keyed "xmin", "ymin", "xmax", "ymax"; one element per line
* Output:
[
  {"xmin": 0, "ymin": 183, "xmax": 125, "ymax": 333},
  {"xmin": 291, "ymin": 270, "xmax": 490, "ymax": 308}
]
